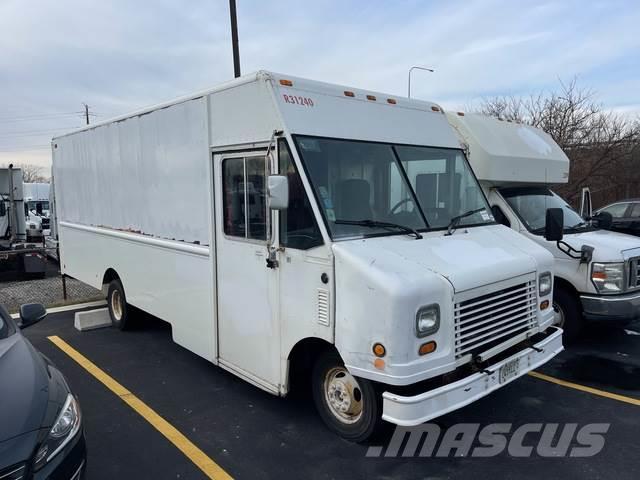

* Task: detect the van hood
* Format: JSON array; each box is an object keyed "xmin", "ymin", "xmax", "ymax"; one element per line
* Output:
[
  {"xmin": 562, "ymin": 229, "xmax": 640, "ymax": 262},
  {"xmin": 333, "ymin": 224, "xmax": 548, "ymax": 293}
]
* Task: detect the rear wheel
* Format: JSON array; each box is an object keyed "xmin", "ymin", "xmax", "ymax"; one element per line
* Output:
[
  {"xmin": 107, "ymin": 279, "xmax": 129, "ymax": 330},
  {"xmin": 553, "ymin": 286, "xmax": 582, "ymax": 342},
  {"xmin": 312, "ymin": 351, "xmax": 382, "ymax": 442}
]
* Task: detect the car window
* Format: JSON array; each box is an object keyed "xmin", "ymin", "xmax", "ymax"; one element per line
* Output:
[
  {"xmin": 600, "ymin": 203, "xmax": 629, "ymax": 218},
  {"xmin": 631, "ymin": 203, "xmax": 640, "ymax": 218},
  {"xmin": 0, "ymin": 304, "xmax": 16, "ymax": 339}
]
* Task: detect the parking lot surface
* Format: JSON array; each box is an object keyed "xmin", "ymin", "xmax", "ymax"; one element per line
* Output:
[{"xmin": 24, "ymin": 309, "xmax": 640, "ymax": 480}]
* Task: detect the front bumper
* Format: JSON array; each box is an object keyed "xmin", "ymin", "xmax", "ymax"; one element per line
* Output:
[
  {"xmin": 580, "ymin": 291, "xmax": 640, "ymax": 322},
  {"xmin": 381, "ymin": 327, "xmax": 563, "ymax": 426}
]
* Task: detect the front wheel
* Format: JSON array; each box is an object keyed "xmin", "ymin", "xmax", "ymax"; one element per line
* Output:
[
  {"xmin": 312, "ymin": 351, "xmax": 382, "ymax": 442},
  {"xmin": 553, "ymin": 286, "xmax": 582, "ymax": 342},
  {"xmin": 107, "ymin": 279, "xmax": 129, "ymax": 330}
]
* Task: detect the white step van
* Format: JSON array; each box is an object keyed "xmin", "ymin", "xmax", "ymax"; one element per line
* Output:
[
  {"xmin": 53, "ymin": 72, "xmax": 561, "ymax": 440},
  {"xmin": 447, "ymin": 112, "xmax": 640, "ymax": 339}
]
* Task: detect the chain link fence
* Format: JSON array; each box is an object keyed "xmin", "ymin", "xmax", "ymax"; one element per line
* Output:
[{"xmin": 0, "ymin": 247, "xmax": 103, "ymax": 313}]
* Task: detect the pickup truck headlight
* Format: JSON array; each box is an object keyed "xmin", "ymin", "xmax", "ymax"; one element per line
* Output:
[
  {"xmin": 538, "ymin": 272, "xmax": 552, "ymax": 297},
  {"xmin": 33, "ymin": 394, "xmax": 81, "ymax": 471},
  {"xmin": 592, "ymin": 262, "xmax": 625, "ymax": 293},
  {"xmin": 416, "ymin": 304, "xmax": 440, "ymax": 337}
]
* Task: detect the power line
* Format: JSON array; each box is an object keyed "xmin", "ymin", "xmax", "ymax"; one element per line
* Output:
[
  {"xmin": 0, "ymin": 145, "xmax": 50, "ymax": 152},
  {"xmin": 0, "ymin": 112, "xmax": 80, "ymax": 123}
]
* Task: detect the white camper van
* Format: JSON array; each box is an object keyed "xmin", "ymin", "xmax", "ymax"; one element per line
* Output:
[
  {"xmin": 447, "ymin": 112, "xmax": 640, "ymax": 339},
  {"xmin": 53, "ymin": 72, "xmax": 561, "ymax": 440}
]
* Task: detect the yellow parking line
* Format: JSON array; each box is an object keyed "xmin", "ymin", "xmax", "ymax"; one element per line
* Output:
[
  {"xmin": 528, "ymin": 371, "xmax": 640, "ymax": 407},
  {"xmin": 47, "ymin": 335, "xmax": 233, "ymax": 480}
]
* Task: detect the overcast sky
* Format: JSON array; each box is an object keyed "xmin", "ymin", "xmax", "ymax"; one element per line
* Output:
[{"xmin": 1, "ymin": 0, "xmax": 639, "ymax": 174}]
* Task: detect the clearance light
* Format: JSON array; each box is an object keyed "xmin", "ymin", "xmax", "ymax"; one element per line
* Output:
[
  {"xmin": 372, "ymin": 343, "xmax": 386, "ymax": 357},
  {"xmin": 419, "ymin": 341, "xmax": 437, "ymax": 356},
  {"xmin": 366, "ymin": 95, "xmax": 377, "ymax": 101},
  {"xmin": 540, "ymin": 300, "xmax": 550, "ymax": 310},
  {"xmin": 344, "ymin": 90, "xmax": 355, "ymax": 97},
  {"xmin": 387, "ymin": 98, "xmax": 397, "ymax": 104},
  {"xmin": 431, "ymin": 106, "xmax": 441, "ymax": 112},
  {"xmin": 279, "ymin": 79, "xmax": 293, "ymax": 87},
  {"xmin": 457, "ymin": 111, "xmax": 465, "ymax": 116},
  {"xmin": 374, "ymin": 358, "xmax": 385, "ymax": 370}
]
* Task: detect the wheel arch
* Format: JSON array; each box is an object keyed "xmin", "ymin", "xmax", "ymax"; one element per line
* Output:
[
  {"xmin": 101, "ymin": 268, "xmax": 121, "ymax": 295},
  {"xmin": 285, "ymin": 337, "xmax": 339, "ymax": 395}
]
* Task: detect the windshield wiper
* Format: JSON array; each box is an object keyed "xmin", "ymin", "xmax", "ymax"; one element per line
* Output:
[
  {"xmin": 445, "ymin": 208, "xmax": 487, "ymax": 236},
  {"xmin": 334, "ymin": 219, "xmax": 423, "ymax": 239}
]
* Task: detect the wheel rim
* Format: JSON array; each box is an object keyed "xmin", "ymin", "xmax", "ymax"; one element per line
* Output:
[
  {"xmin": 111, "ymin": 290, "xmax": 123, "ymax": 321},
  {"xmin": 553, "ymin": 301, "xmax": 565, "ymax": 328},
  {"xmin": 323, "ymin": 367, "xmax": 363, "ymax": 424}
]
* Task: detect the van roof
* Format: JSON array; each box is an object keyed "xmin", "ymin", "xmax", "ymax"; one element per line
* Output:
[{"xmin": 53, "ymin": 71, "xmax": 444, "ymax": 141}]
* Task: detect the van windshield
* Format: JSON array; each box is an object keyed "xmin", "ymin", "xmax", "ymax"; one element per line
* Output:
[
  {"xmin": 293, "ymin": 136, "xmax": 493, "ymax": 240},
  {"xmin": 500, "ymin": 186, "xmax": 588, "ymax": 234}
]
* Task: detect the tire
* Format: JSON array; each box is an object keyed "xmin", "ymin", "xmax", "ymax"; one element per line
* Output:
[
  {"xmin": 553, "ymin": 285, "xmax": 583, "ymax": 342},
  {"xmin": 311, "ymin": 351, "xmax": 382, "ymax": 442},
  {"xmin": 107, "ymin": 279, "xmax": 129, "ymax": 330}
]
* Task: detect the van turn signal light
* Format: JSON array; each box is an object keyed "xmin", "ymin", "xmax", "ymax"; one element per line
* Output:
[
  {"xmin": 419, "ymin": 341, "xmax": 437, "ymax": 356},
  {"xmin": 372, "ymin": 343, "xmax": 386, "ymax": 357},
  {"xmin": 540, "ymin": 300, "xmax": 550, "ymax": 310}
]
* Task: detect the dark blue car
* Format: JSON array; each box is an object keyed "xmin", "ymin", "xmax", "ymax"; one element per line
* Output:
[{"xmin": 0, "ymin": 304, "xmax": 86, "ymax": 479}]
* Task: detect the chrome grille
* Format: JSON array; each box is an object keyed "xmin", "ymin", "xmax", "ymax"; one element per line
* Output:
[
  {"xmin": 454, "ymin": 281, "xmax": 537, "ymax": 359},
  {"xmin": 630, "ymin": 258, "xmax": 640, "ymax": 289}
]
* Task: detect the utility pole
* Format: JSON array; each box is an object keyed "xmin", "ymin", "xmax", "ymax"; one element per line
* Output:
[
  {"xmin": 82, "ymin": 103, "xmax": 90, "ymax": 125},
  {"xmin": 229, "ymin": 0, "xmax": 241, "ymax": 78}
]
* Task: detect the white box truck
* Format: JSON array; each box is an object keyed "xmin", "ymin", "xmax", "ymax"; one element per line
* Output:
[
  {"xmin": 447, "ymin": 112, "xmax": 640, "ymax": 339},
  {"xmin": 53, "ymin": 71, "xmax": 562, "ymax": 440}
]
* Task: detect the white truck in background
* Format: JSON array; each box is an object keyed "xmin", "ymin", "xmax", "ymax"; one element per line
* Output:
[
  {"xmin": 23, "ymin": 182, "xmax": 51, "ymax": 240},
  {"xmin": 447, "ymin": 112, "xmax": 640, "ymax": 339},
  {"xmin": 0, "ymin": 166, "xmax": 47, "ymax": 277},
  {"xmin": 53, "ymin": 71, "xmax": 562, "ymax": 440}
]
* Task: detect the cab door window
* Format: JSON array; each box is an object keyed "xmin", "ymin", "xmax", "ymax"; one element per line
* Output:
[
  {"xmin": 222, "ymin": 156, "xmax": 267, "ymax": 241},
  {"xmin": 278, "ymin": 139, "xmax": 323, "ymax": 250}
]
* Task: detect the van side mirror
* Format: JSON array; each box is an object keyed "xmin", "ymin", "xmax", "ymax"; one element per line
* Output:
[
  {"xmin": 18, "ymin": 303, "xmax": 47, "ymax": 329},
  {"xmin": 592, "ymin": 211, "xmax": 613, "ymax": 230},
  {"xmin": 545, "ymin": 208, "xmax": 564, "ymax": 241},
  {"xmin": 267, "ymin": 175, "xmax": 289, "ymax": 210}
]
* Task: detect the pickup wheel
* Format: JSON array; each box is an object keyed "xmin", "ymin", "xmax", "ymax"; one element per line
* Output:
[
  {"xmin": 553, "ymin": 286, "xmax": 582, "ymax": 342},
  {"xmin": 312, "ymin": 351, "xmax": 382, "ymax": 442},
  {"xmin": 107, "ymin": 279, "xmax": 129, "ymax": 330}
]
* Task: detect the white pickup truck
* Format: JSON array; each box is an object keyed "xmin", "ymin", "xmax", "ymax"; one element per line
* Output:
[{"xmin": 448, "ymin": 112, "xmax": 640, "ymax": 339}]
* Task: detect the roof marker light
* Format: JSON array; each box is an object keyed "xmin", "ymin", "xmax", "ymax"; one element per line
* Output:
[
  {"xmin": 344, "ymin": 90, "xmax": 355, "ymax": 97},
  {"xmin": 387, "ymin": 98, "xmax": 397, "ymax": 105},
  {"xmin": 457, "ymin": 111, "xmax": 465, "ymax": 116},
  {"xmin": 279, "ymin": 79, "xmax": 293, "ymax": 87},
  {"xmin": 366, "ymin": 95, "xmax": 377, "ymax": 101},
  {"xmin": 431, "ymin": 106, "xmax": 441, "ymax": 112}
]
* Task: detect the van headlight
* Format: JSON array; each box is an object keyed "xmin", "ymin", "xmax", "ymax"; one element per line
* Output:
[
  {"xmin": 538, "ymin": 272, "xmax": 552, "ymax": 297},
  {"xmin": 416, "ymin": 304, "xmax": 440, "ymax": 337},
  {"xmin": 33, "ymin": 394, "xmax": 81, "ymax": 471},
  {"xmin": 592, "ymin": 262, "xmax": 625, "ymax": 293}
]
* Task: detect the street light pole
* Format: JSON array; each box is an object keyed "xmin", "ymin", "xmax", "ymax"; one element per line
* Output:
[
  {"xmin": 229, "ymin": 0, "xmax": 241, "ymax": 78},
  {"xmin": 408, "ymin": 66, "xmax": 434, "ymax": 98}
]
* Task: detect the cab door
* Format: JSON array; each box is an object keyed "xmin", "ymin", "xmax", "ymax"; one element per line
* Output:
[{"xmin": 214, "ymin": 151, "xmax": 280, "ymax": 391}]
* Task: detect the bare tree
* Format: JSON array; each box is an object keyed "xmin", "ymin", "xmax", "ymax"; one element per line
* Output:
[
  {"xmin": 474, "ymin": 79, "xmax": 640, "ymax": 207},
  {"xmin": 0, "ymin": 162, "xmax": 49, "ymax": 183}
]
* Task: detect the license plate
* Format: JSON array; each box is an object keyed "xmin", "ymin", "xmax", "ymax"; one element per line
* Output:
[
  {"xmin": 0, "ymin": 253, "xmax": 8, "ymax": 260},
  {"xmin": 499, "ymin": 358, "xmax": 520, "ymax": 384}
]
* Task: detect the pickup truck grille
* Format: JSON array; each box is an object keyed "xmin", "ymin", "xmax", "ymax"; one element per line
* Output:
[
  {"xmin": 41, "ymin": 217, "xmax": 50, "ymax": 229},
  {"xmin": 454, "ymin": 281, "xmax": 537, "ymax": 359},
  {"xmin": 630, "ymin": 257, "xmax": 640, "ymax": 289}
]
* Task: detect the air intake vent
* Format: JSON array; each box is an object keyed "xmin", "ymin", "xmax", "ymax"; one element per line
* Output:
[{"xmin": 317, "ymin": 289, "xmax": 330, "ymax": 326}]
